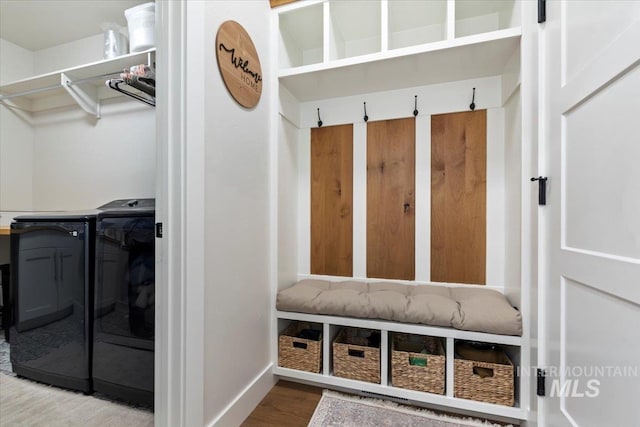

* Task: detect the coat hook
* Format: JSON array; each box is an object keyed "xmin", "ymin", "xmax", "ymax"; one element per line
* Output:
[
  {"xmin": 413, "ymin": 95, "xmax": 418, "ymax": 117},
  {"xmin": 363, "ymin": 102, "xmax": 368, "ymax": 122},
  {"xmin": 317, "ymin": 108, "xmax": 323, "ymax": 127},
  {"xmin": 470, "ymin": 88, "xmax": 476, "ymax": 111}
]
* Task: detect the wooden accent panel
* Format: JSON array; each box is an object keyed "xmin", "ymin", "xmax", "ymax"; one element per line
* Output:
[
  {"xmin": 431, "ymin": 110, "xmax": 487, "ymax": 285},
  {"xmin": 270, "ymin": 0, "xmax": 298, "ymax": 8},
  {"xmin": 367, "ymin": 118, "xmax": 415, "ymax": 280},
  {"xmin": 310, "ymin": 124, "xmax": 353, "ymax": 276}
]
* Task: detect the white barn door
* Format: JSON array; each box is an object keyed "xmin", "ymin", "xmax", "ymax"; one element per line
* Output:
[{"xmin": 541, "ymin": 1, "xmax": 640, "ymax": 426}]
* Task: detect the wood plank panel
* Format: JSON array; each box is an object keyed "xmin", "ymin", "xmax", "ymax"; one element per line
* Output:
[
  {"xmin": 431, "ymin": 110, "xmax": 486, "ymax": 285},
  {"xmin": 310, "ymin": 124, "xmax": 353, "ymax": 276},
  {"xmin": 269, "ymin": 0, "xmax": 298, "ymax": 8},
  {"xmin": 367, "ymin": 118, "xmax": 415, "ymax": 280},
  {"xmin": 241, "ymin": 381, "xmax": 322, "ymax": 427}
]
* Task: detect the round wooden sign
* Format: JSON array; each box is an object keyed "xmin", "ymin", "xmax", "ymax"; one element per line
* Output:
[{"xmin": 215, "ymin": 20, "xmax": 263, "ymax": 108}]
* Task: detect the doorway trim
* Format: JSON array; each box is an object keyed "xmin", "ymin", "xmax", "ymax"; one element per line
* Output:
[{"xmin": 156, "ymin": 1, "xmax": 206, "ymax": 426}]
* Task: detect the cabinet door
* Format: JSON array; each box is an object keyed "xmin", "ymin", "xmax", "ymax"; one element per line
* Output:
[
  {"xmin": 17, "ymin": 247, "xmax": 58, "ymax": 324},
  {"xmin": 367, "ymin": 117, "xmax": 415, "ymax": 280},
  {"xmin": 310, "ymin": 124, "xmax": 353, "ymax": 276},
  {"xmin": 431, "ymin": 110, "xmax": 486, "ymax": 285}
]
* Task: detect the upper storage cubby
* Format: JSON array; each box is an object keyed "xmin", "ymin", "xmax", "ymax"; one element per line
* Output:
[
  {"xmin": 455, "ymin": 0, "xmax": 520, "ymax": 38},
  {"xmin": 329, "ymin": 0, "xmax": 381, "ymax": 61},
  {"xmin": 279, "ymin": 3, "xmax": 324, "ymax": 68},
  {"xmin": 275, "ymin": 0, "xmax": 522, "ymax": 101},
  {"xmin": 388, "ymin": 0, "xmax": 447, "ymax": 50}
]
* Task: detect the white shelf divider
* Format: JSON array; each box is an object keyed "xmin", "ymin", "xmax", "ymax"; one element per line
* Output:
[
  {"xmin": 380, "ymin": 0, "xmax": 389, "ymax": 52},
  {"xmin": 323, "ymin": 323, "xmax": 331, "ymax": 376},
  {"xmin": 447, "ymin": 0, "xmax": 456, "ymax": 40},
  {"xmin": 380, "ymin": 329, "xmax": 389, "ymax": 386},
  {"xmin": 323, "ymin": 1, "xmax": 331, "ymax": 63},
  {"xmin": 446, "ymin": 337, "xmax": 455, "ymax": 398},
  {"xmin": 278, "ymin": 28, "xmax": 521, "ymax": 102}
]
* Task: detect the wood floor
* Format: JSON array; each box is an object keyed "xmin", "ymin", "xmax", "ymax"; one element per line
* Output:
[
  {"xmin": 241, "ymin": 381, "xmax": 322, "ymax": 427},
  {"xmin": 241, "ymin": 380, "xmax": 516, "ymax": 427}
]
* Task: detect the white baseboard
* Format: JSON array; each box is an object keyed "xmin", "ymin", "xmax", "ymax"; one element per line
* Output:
[{"xmin": 207, "ymin": 363, "xmax": 276, "ymax": 427}]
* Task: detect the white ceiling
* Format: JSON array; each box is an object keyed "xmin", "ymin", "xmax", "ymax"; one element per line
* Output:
[{"xmin": 0, "ymin": 0, "xmax": 147, "ymax": 51}]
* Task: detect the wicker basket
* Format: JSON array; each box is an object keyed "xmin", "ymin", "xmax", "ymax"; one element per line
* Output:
[
  {"xmin": 391, "ymin": 334, "xmax": 445, "ymax": 394},
  {"xmin": 278, "ymin": 322, "xmax": 322, "ymax": 373},
  {"xmin": 454, "ymin": 342, "xmax": 515, "ymax": 406},
  {"xmin": 333, "ymin": 327, "xmax": 380, "ymax": 384}
]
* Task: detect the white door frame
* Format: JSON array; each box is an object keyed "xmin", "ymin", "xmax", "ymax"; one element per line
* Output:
[{"xmin": 155, "ymin": 1, "xmax": 206, "ymax": 426}]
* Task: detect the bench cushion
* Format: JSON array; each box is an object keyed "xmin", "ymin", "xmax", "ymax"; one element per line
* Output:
[{"xmin": 277, "ymin": 280, "xmax": 522, "ymax": 336}]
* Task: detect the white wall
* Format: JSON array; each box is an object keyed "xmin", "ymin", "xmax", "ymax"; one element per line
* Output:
[
  {"xmin": 290, "ymin": 76, "xmax": 513, "ymax": 290},
  {"xmin": 0, "ymin": 38, "xmax": 35, "ymax": 218},
  {"xmin": 34, "ymin": 34, "xmax": 104, "ymax": 76},
  {"xmin": 0, "ymin": 35, "xmax": 155, "ymax": 214},
  {"xmin": 31, "ymin": 99, "xmax": 155, "ymax": 210},
  {"xmin": 0, "ymin": 38, "xmax": 34, "ymax": 84},
  {"xmin": 187, "ymin": 1, "xmax": 275, "ymax": 425},
  {"xmin": 278, "ymin": 115, "xmax": 299, "ymax": 290}
]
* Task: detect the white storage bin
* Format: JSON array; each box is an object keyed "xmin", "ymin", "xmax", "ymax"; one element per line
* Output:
[{"xmin": 125, "ymin": 2, "xmax": 155, "ymax": 52}]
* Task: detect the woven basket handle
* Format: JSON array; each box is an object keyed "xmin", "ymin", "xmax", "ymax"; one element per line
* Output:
[
  {"xmin": 408, "ymin": 355, "xmax": 427, "ymax": 367},
  {"xmin": 292, "ymin": 341, "xmax": 308, "ymax": 350},
  {"xmin": 348, "ymin": 348, "xmax": 365, "ymax": 358},
  {"xmin": 472, "ymin": 365, "xmax": 494, "ymax": 378}
]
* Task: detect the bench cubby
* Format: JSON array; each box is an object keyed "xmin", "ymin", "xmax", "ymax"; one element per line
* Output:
[{"xmin": 274, "ymin": 310, "xmax": 524, "ymax": 420}]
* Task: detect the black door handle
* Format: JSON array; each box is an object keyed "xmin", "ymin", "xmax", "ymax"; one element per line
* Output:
[{"xmin": 531, "ymin": 176, "xmax": 548, "ymax": 205}]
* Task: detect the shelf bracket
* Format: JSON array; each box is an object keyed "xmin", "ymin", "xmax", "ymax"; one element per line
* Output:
[{"xmin": 61, "ymin": 72, "xmax": 101, "ymax": 119}]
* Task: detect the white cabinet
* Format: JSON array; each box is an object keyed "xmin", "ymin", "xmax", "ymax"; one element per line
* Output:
[
  {"xmin": 272, "ymin": 0, "xmax": 537, "ymax": 422},
  {"xmin": 277, "ymin": 0, "xmax": 522, "ymax": 79}
]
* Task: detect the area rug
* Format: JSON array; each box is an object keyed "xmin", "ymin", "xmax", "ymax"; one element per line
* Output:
[
  {"xmin": 0, "ymin": 373, "xmax": 153, "ymax": 427},
  {"xmin": 0, "ymin": 336, "xmax": 11, "ymax": 375},
  {"xmin": 308, "ymin": 390, "xmax": 512, "ymax": 427}
]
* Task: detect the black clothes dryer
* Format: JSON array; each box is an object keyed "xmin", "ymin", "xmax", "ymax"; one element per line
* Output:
[
  {"xmin": 10, "ymin": 212, "xmax": 97, "ymax": 393},
  {"xmin": 92, "ymin": 199, "xmax": 155, "ymax": 406}
]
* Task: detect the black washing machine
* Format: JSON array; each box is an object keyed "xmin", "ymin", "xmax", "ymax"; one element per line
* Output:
[
  {"xmin": 92, "ymin": 199, "xmax": 155, "ymax": 406},
  {"xmin": 10, "ymin": 212, "xmax": 98, "ymax": 393}
]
